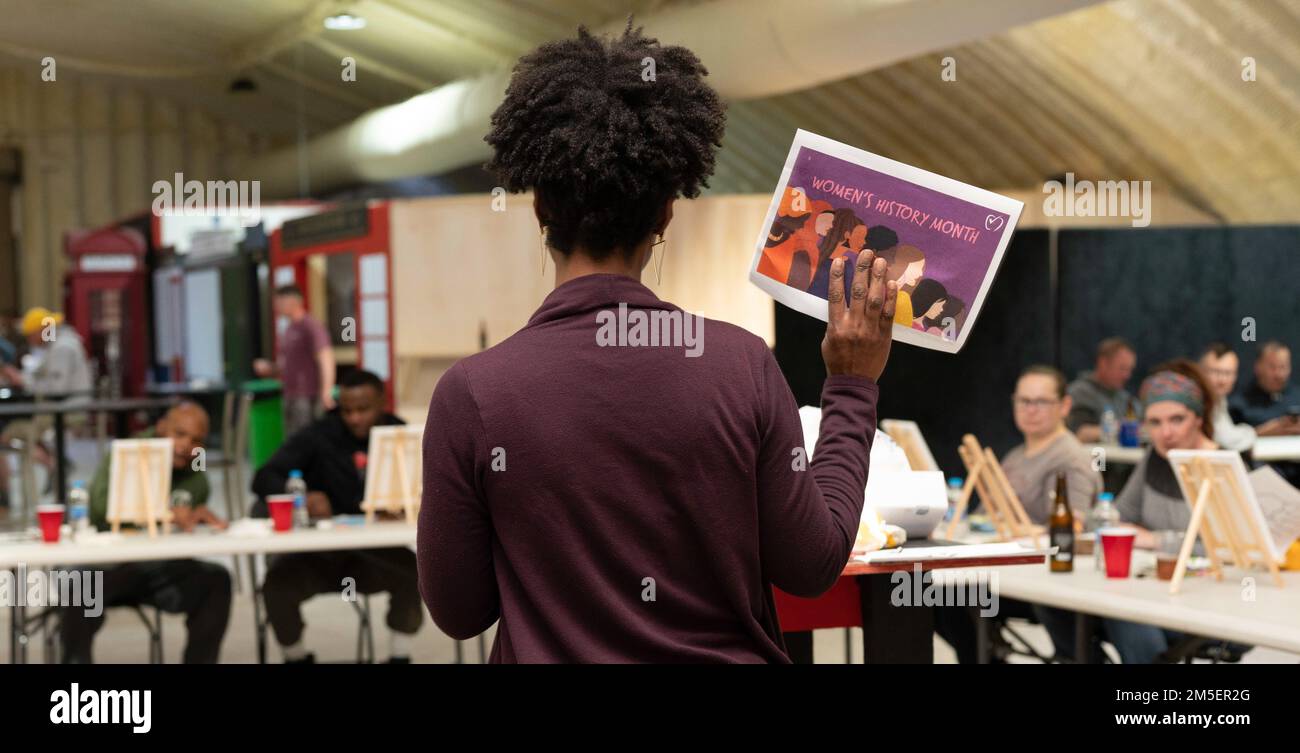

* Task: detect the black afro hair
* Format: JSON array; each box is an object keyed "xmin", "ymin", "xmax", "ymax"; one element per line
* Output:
[{"xmin": 485, "ymin": 21, "xmax": 726, "ymax": 260}]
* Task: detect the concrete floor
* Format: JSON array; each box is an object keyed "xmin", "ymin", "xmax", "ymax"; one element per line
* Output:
[{"xmin": 5, "ymin": 593, "xmax": 1294, "ymax": 663}]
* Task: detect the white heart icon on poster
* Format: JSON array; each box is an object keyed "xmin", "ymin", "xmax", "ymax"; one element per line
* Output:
[{"xmin": 985, "ymin": 214, "xmax": 1005, "ymax": 232}]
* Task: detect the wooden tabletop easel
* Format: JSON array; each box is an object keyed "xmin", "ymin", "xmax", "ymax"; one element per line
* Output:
[
  {"xmin": 107, "ymin": 438, "xmax": 174, "ymax": 537},
  {"xmin": 1167, "ymin": 451, "xmax": 1286, "ymax": 595},
  {"xmin": 360, "ymin": 426, "xmax": 423, "ymax": 524},
  {"xmin": 947, "ymin": 434, "xmax": 1041, "ymax": 542}
]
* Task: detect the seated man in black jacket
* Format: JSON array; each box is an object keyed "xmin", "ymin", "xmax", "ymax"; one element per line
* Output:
[{"xmin": 251, "ymin": 370, "xmax": 421, "ymax": 663}]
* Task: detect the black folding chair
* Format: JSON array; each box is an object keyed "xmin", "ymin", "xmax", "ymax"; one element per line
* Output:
[{"xmin": 131, "ymin": 605, "xmax": 165, "ymax": 664}]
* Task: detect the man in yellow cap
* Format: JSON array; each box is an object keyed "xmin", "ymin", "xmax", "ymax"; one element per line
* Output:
[
  {"xmin": 0, "ymin": 308, "xmax": 93, "ymax": 496},
  {"xmin": 1, "ymin": 307, "xmax": 92, "ymax": 396}
]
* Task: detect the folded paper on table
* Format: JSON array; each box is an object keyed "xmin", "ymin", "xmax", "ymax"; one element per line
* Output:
[
  {"xmin": 855, "ymin": 542, "xmax": 1052, "ymax": 564},
  {"xmin": 1252, "ymin": 435, "xmax": 1300, "ymax": 463},
  {"xmin": 226, "ymin": 518, "xmax": 273, "ymax": 537},
  {"xmin": 749, "ymin": 129, "xmax": 1023, "ymax": 353},
  {"xmin": 75, "ymin": 532, "xmax": 126, "ymax": 546}
]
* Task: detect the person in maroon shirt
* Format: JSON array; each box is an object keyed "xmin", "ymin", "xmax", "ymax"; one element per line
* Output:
[
  {"xmin": 253, "ymin": 285, "xmax": 336, "ymax": 436},
  {"xmin": 418, "ymin": 23, "xmax": 897, "ymax": 663}
]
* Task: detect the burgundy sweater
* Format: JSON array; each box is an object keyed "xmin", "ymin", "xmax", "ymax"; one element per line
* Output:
[{"xmin": 418, "ymin": 274, "xmax": 878, "ymax": 663}]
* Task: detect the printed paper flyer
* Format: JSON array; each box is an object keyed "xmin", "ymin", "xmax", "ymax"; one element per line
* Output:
[{"xmin": 748, "ymin": 130, "xmax": 1023, "ymax": 353}]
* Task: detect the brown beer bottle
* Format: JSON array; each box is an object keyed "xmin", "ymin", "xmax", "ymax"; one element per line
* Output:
[{"xmin": 1049, "ymin": 472, "xmax": 1075, "ymax": 573}]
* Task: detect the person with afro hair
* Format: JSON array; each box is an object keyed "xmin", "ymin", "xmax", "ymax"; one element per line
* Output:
[{"xmin": 418, "ymin": 22, "xmax": 897, "ymax": 663}]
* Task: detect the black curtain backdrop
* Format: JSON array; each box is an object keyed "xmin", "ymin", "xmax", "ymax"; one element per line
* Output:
[
  {"xmin": 1058, "ymin": 226, "xmax": 1300, "ymax": 384},
  {"xmin": 773, "ymin": 226, "xmax": 1300, "ymax": 477}
]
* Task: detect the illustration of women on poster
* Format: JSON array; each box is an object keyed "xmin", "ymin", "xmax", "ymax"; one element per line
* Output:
[
  {"xmin": 908, "ymin": 278, "xmax": 950, "ymax": 332},
  {"xmin": 784, "ymin": 206, "xmax": 835, "ymax": 290},
  {"xmin": 804, "ymin": 209, "xmax": 866, "ymax": 299},
  {"xmin": 757, "ymin": 187, "xmax": 831, "ymax": 287},
  {"xmin": 881, "ymin": 245, "xmax": 926, "ymax": 326},
  {"xmin": 925, "ymin": 295, "xmax": 966, "ymax": 339}
]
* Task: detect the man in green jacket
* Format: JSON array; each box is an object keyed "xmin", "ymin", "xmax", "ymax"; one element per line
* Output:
[{"xmin": 61, "ymin": 402, "xmax": 232, "ymax": 663}]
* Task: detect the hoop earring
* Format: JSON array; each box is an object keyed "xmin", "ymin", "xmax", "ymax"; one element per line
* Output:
[{"xmin": 651, "ymin": 233, "xmax": 666, "ymax": 285}]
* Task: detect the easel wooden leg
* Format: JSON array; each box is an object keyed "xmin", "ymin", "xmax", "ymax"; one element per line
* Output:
[
  {"xmin": 986, "ymin": 447, "xmax": 1035, "ymax": 538},
  {"xmin": 392, "ymin": 436, "xmax": 416, "ymax": 524},
  {"xmin": 946, "ymin": 463, "xmax": 979, "ymax": 540},
  {"xmin": 137, "ymin": 450, "xmax": 157, "ymax": 538},
  {"xmin": 1170, "ymin": 478, "xmax": 1212, "ymax": 595}
]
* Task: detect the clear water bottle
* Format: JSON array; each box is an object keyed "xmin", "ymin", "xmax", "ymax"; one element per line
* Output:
[
  {"xmin": 946, "ymin": 477, "xmax": 964, "ymax": 514},
  {"xmin": 286, "ymin": 470, "xmax": 309, "ymax": 529},
  {"xmin": 944, "ymin": 477, "xmax": 965, "ymax": 533},
  {"xmin": 68, "ymin": 480, "xmax": 91, "ymax": 540},
  {"xmin": 1088, "ymin": 492, "xmax": 1120, "ymax": 570},
  {"xmin": 1100, "ymin": 406, "xmax": 1119, "ymax": 445}
]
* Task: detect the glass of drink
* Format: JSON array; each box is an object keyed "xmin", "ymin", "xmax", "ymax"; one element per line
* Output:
[
  {"xmin": 1119, "ymin": 420, "xmax": 1141, "ymax": 448},
  {"xmin": 1155, "ymin": 529, "xmax": 1185, "ymax": 581}
]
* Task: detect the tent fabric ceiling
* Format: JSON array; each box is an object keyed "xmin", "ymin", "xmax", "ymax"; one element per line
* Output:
[
  {"xmin": 722, "ymin": 0, "xmax": 1300, "ymax": 223},
  {"xmin": 0, "ymin": 0, "xmax": 693, "ymax": 133},
  {"xmin": 1, "ymin": 0, "xmax": 1296, "ymax": 222}
]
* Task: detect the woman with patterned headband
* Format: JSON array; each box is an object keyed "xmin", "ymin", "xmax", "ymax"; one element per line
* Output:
[
  {"xmin": 1102, "ymin": 359, "xmax": 1240, "ymax": 663},
  {"xmin": 1044, "ymin": 360, "xmax": 1241, "ymax": 664},
  {"xmin": 1113, "ymin": 360, "xmax": 1219, "ymax": 543}
]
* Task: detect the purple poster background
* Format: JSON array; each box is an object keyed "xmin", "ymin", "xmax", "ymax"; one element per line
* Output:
[{"xmin": 786, "ymin": 146, "xmax": 1011, "ymax": 313}]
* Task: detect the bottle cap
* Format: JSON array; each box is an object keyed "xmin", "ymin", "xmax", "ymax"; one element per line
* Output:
[{"xmin": 289, "ymin": 469, "xmax": 303, "ymax": 479}]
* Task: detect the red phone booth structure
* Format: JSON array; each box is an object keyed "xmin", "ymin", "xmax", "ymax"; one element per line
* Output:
[
  {"xmin": 268, "ymin": 203, "xmax": 395, "ymax": 410},
  {"xmin": 63, "ymin": 220, "xmax": 151, "ymax": 397}
]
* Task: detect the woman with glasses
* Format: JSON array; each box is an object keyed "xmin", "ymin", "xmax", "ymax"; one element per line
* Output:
[
  {"xmin": 935, "ymin": 365, "xmax": 1101, "ymax": 664},
  {"xmin": 1001, "ymin": 365, "xmax": 1103, "ymax": 523},
  {"xmin": 1002, "ymin": 365, "xmax": 1106, "ymax": 664}
]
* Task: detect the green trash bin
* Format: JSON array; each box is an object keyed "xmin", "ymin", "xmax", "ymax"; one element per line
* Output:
[{"xmin": 242, "ymin": 378, "xmax": 284, "ymax": 471}]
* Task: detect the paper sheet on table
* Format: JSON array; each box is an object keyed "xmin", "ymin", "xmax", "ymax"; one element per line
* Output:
[
  {"xmin": 1252, "ymin": 435, "xmax": 1300, "ymax": 462},
  {"xmin": 76, "ymin": 532, "xmax": 126, "ymax": 546},
  {"xmin": 1247, "ymin": 465, "xmax": 1300, "ymax": 556},
  {"xmin": 854, "ymin": 542, "xmax": 1052, "ymax": 564},
  {"xmin": 225, "ymin": 518, "xmax": 273, "ymax": 537}
]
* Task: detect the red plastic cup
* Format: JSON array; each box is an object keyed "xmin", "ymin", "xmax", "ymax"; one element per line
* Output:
[
  {"xmin": 37, "ymin": 504, "xmax": 65, "ymax": 543},
  {"xmin": 1099, "ymin": 528, "xmax": 1137, "ymax": 578},
  {"xmin": 267, "ymin": 494, "xmax": 295, "ymax": 533}
]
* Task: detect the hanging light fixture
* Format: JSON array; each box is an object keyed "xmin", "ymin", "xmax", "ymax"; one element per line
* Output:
[{"xmin": 323, "ymin": 12, "xmax": 366, "ymax": 30}]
